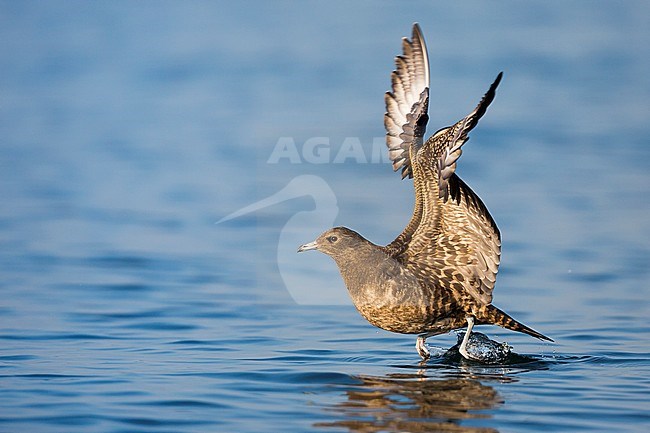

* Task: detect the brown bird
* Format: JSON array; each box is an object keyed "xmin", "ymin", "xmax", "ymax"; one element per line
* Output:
[{"xmin": 298, "ymin": 23, "xmax": 552, "ymax": 360}]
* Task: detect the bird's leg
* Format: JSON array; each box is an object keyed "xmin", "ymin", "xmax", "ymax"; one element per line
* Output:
[
  {"xmin": 458, "ymin": 316, "xmax": 475, "ymax": 360},
  {"xmin": 416, "ymin": 335, "xmax": 430, "ymax": 360}
]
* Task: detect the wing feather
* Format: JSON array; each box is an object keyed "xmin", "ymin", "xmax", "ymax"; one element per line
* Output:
[
  {"xmin": 437, "ymin": 72, "xmax": 502, "ymax": 200},
  {"xmin": 406, "ymin": 174, "xmax": 501, "ymax": 305},
  {"xmin": 384, "ymin": 23, "xmax": 430, "ymax": 179},
  {"xmin": 401, "ymin": 74, "xmax": 503, "ymax": 305}
]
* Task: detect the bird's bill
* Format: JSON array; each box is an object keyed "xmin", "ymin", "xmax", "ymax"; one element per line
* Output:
[{"xmin": 297, "ymin": 240, "xmax": 319, "ymax": 253}]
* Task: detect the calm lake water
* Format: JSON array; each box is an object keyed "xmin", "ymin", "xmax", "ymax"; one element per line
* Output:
[{"xmin": 1, "ymin": 1, "xmax": 649, "ymax": 432}]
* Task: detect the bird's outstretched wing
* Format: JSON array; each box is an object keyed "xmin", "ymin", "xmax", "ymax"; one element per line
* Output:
[
  {"xmin": 384, "ymin": 23, "xmax": 430, "ymax": 180},
  {"xmin": 383, "ymin": 24, "xmax": 431, "ymax": 258},
  {"xmin": 403, "ymin": 73, "xmax": 503, "ymax": 305},
  {"xmin": 435, "ymin": 72, "xmax": 502, "ymax": 201}
]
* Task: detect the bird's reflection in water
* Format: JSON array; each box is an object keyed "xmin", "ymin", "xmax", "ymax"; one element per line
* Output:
[{"xmin": 316, "ymin": 372, "xmax": 503, "ymax": 433}]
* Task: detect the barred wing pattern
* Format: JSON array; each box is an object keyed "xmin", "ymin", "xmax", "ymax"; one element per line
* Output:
[
  {"xmin": 403, "ymin": 74, "xmax": 503, "ymax": 306},
  {"xmin": 384, "ymin": 23, "xmax": 430, "ymax": 180}
]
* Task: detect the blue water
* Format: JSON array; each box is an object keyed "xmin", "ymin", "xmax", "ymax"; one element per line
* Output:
[{"xmin": 1, "ymin": 1, "xmax": 649, "ymax": 432}]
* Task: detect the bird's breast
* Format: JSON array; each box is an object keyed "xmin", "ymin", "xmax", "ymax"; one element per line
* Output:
[{"xmin": 340, "ymin": 262, "xmax": 455, "ymax": 334}]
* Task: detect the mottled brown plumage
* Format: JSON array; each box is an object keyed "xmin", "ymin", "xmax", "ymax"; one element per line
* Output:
[{"xmin": 298, "ymin": 24, "xmax": 552, "ymax": 360}]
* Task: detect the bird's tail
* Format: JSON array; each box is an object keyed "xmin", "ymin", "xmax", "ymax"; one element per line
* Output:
[{"xmin": 477, "ymin": 304, "xmax": 553, "ymax": 342}]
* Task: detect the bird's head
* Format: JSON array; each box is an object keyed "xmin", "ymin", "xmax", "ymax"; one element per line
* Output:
[{"xmin": 297, "ymin": 227, "xmax": 366, "ymax": 257}]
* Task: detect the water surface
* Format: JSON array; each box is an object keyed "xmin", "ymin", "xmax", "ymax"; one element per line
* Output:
[{"xmin": 1, "ymin": 1, "xmax": 649, "ymax": 432}]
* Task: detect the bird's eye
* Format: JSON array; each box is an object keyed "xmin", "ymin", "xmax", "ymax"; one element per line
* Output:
[{"xmin": 327, "ymin": 236, "xmax": 338, "ymax": 243}]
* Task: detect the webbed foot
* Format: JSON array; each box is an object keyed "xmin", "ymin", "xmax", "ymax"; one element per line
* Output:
[{"xmin": 416, "ymin": 335, "xmax": 430, "ymax": 360}]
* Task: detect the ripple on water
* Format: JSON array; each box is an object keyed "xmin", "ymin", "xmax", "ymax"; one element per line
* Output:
[{"xmin": 1, "ymin": 3, "xmax": 649, "ymax": 433}]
